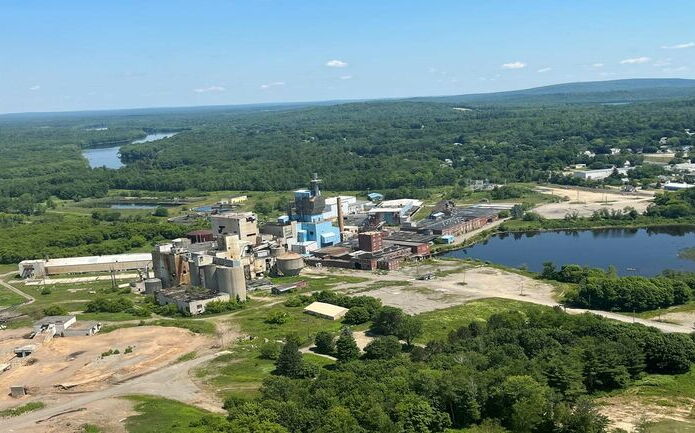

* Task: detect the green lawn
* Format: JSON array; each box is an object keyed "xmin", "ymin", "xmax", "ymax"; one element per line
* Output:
[
  {"xmin": 0, "ymin": 287, "xmax": 25, "ymax": 308},
  {"xmin": 0, "ymin": 401, "xmax": 45, "ymax": 418},
  {"xmin": 641, "ymin": 419, "xmax": 695, "ymax": 432},
  {"xmin": 124, "ymin": 395, "xmax": 223, "ymax": 433},
  {"xmin": 416, "ymin": 298, "xmax": 548, "ymax": 343}
]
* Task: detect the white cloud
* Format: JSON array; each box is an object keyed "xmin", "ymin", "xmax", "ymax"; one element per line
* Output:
[
  {"xmin": 537, "ymin": 67, "xmax": 552, "ymax": 73},
  {"xmin": 502, "ymin": 61, "xmax": 526, "ymax": 69},
  {"xmin": 29, "ymin": 85, "xmax": 40, "ymax": 91},
  {"xmin": 193, "ymin": 85, "xmax": 225, "ymax": 93},
  {"xmin": 325, "ymin": 59, "xmax": 348, "ymax": 68},
  {"xmin": 620, "ymin": 57, "xmax": 651, "ymax": 64},
  {"xmin": 662, "ymin": 42, "xmax": 695, "ymax": 49},
  {"xmin": 592, "ymin": 63, "xmax": 604, "ymax": 68},
  {"xmin": 260, "ymin": 81, "xmax": 285, "ymax": 89},
  {"xmin": 339, "ymin": 75, "xmax": 353, "ymax": 80}
]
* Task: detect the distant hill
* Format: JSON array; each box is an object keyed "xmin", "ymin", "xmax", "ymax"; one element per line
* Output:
[{"xmin": 411, "ymin": 78, "xmax": 695, "ymax": 105}]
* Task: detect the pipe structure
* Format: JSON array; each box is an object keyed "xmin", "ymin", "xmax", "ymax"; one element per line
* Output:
[{"xmin": 337, "ymin": 196, "xmax": 345, "ymax": 242}]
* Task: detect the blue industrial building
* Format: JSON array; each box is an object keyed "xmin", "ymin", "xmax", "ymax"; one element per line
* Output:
[{"xmin": 290, "ymin": 174, "xmax": 341, "ymax": 248}]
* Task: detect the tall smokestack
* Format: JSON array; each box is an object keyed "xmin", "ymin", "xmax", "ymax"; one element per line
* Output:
[{"xmin": 337, "ymin": 196, "xmax": 345, "ymax": 242}]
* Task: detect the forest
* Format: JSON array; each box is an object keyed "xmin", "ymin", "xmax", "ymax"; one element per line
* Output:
[
  {"xmin": 1, "ymin": 86, "xmax": 695, "ymax": 216},
  {"xmin": 179, "ymin": 306, "xmax": 695, "ymax": 433}
]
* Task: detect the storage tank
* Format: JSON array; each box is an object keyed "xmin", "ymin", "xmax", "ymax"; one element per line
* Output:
[
  {"xmin": 188, "ymin": 260, "xmax": 201, "ymax": 286},
  {"xmin": 275, "ymin": 252, "xmax": 305, "ymax": 276},
  {"xmin": 144, "ymin": 278, "xmax": 163, "ymax": 295},
  {"xmin": 270, "ymin": 246, "xmax": 285, "ymax": 257},
  {"xmin": 201, "ymin": 264, "xmax": 218, "ymax": 291},
  {"xmin": 215, "ymin": 266, "xmax": 247, "ymax": 301}
]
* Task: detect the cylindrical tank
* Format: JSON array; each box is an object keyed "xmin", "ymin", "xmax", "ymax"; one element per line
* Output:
[
  {"xmin": 202, "ymin": 264, "xmax": 218, "ymax": 291},
  {"xmin": 215, "ymin": 266, "xmax": 247, "ymax": 301},
  {"xmin": 144, "ymin": 278, "xmax": 162, "ymax": 295},
  {"xmin": 276, "ymin": 253, "xmax": 305, "ymax": 276},
  {"xmin": 270, "ymin": 246, "xmax": 285, "ymax": 257},
  {"xmin": 189, "ymin": 260, "xmax": 201, "ymax": 287}
]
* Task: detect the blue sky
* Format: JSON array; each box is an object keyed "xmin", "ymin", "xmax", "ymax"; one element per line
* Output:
[{"xmin": 1, "ymin": 0, "xmax": 694, "ymax": 113}]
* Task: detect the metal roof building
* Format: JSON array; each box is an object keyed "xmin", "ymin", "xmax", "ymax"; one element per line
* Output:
[
  {"xmin": 19, "ymin": 253, "xmax": 152, "ymax": 279},
  {"xmin": 303, "ymin": 301, "xmax": 349, "ymax": 320}
]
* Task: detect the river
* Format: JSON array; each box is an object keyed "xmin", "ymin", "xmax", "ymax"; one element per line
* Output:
[
  {"xmin": 442, "ymin": 226, "xmax": 695, "ymax": 276},
  {"xmin": 82, "ymin": 132, "xmax": 178, "ymax": 169}
]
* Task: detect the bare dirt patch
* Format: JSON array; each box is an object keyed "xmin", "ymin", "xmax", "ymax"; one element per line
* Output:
[
  {"xmin": 533, "ymin": 186, "xmax": 653, "ymax": 219},
  {"xmin": 14, "ymin": 397, "xmax": 135, "ymax": 433},
  {"xmin": 0, "ymin": 326, "xmax": 212, "ymax": 408},
  {"xmin": 597, "ymin": 395, "xmax": 695, "ymax": 432}
]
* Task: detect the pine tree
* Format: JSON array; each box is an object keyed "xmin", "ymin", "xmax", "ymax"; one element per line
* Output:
[
  {"xmin": 336, "ymin": 328, "xmax": 360, "ymax": 362},
  {"xmin": 275, "ymin": 339, "xmax": 304, "ymax": 378}
]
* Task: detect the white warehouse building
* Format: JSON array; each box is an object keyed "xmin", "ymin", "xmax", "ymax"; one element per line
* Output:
[{"xmin": 19, "ymin": 253, "xmax": 152, "ymax": 279}]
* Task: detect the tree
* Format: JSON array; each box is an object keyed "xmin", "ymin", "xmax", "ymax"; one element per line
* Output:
[
  {"xmin": 493, "ymin": 375, "xmax": 550, "ymax": 433},
  {"xmin": 363, "ymin": 336, "xmax": 402, "ymax": 360},
  {"xmin": 314, "ymin": 331, "xmax": 335, "ymax": 355},
  {"xmin": 260, "ymin": 342, "xmax": 282, "ymax": 360},
  {"xmin": 43, "ymin": 304, "xmax": 68, "ymax": 316},
  {"xmin": 373, "ymin": 306, "xmax": 404, "ymax": 336},
  {"xmin": 343, "ymin": 306, "xmax": 372, "ymax": 325},
  {"xmin": 275, "ymin": 339, "xmax": 304, "ymax": 378},
  {"xmin": 510, "ymin": 204, "xmax": 525, "ymax": 219},
  {"xmin": 397, "ymin": 315, "xmax": 423, "ymax": 347},
  {"xmin": 335, "ymin": 328, "xmax": 360, "ymax": 362},
  {"xmin": 153, "ymin": 206, "xmax": 169, "ymax": 217}
]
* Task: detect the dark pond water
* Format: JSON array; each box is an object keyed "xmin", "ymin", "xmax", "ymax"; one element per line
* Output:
[
  {"xmin": 442, "ymin": 227, "xmax": 695, "ymax": 276},
  {"xmin": 83, "ymin": 132, "xmax": 178, "ymax": 169}
]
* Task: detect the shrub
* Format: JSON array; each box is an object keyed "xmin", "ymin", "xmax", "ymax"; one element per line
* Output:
[
  {"xmin": 43, "ymin": 305, "xmax": 68, "ymax": 316},
  {"xmin": 343, "ymin": 306, "xmax": 372, "ymax": 325},
  {"xmin": 265, "ymin": 311, "xmax": 290, "ymax": 325},
  {"xmin": 259, "ymin": 342, "xmax": 282, "ymax": 360}
]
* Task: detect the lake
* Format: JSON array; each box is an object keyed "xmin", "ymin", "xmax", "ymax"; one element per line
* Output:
[
  {"xmin": 82, "ymin": 132, "xmax": 178, "ymax": 169},
  {"xmin": 442, "ymin": 227, "xmax": 695, "ymax": 276}
]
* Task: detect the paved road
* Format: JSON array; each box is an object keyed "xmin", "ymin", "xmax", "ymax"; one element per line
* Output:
[{"xmin": 5, "ymin": 350, "xmax": 230, "ymax": 431}]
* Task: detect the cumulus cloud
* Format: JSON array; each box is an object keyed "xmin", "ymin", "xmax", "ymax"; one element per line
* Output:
[
  {"xmin": 502, "ymin": 61, "xmax": 526, "ymax": 69},
  {"xmin": 537, "ymin": 67, "xmax": 552, "ymax": 73},
  {"xmin": 193, "ymin": 85, "xmax": 225, "ymax": 93},
  {"xmin": 339, "ymin": 75, "xmax": 353, "ymax": 80},
  {"xmin": 260, "ymin": 81, "xmax": 285, "ymax": 89},
  {"xmin": 662, "ymin": 42, "xmax": 695, "ymax": 49},
  {"xmin": 29, "ymin": 85, "xmax": 40, "ymax": 91},
  {"xmin": 620, "ymin": 57, "xmax": 651, "ymax": 64},
  {"xmin": 325, "ymin": 59, "xmax": 348, "ymax": 68}
]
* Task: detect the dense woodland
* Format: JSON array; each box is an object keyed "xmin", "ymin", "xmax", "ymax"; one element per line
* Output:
[
  {"xmin": 1, "ymin": 85, "xmax": 695, "ymax": 216},
  {"xmin": 186, "ymin": 306, "xmax": 695, "ymax": 433}
]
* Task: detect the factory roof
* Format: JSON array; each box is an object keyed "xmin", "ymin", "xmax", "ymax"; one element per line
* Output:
[
  {"xmin": 382, "ymin": 231, "xmax": 438, "ymax": 243},
  {"xmin": 303, "ymin": 302, "xmax": 349, "ymax": 319},
  {"xmin": 22, "ymin": 253, "xmax": 152, "ymax": 267}
]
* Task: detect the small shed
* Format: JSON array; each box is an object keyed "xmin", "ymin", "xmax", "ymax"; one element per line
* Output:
[{"xmin": 303, "ymin": 301, "xmax": 349, "ymax": 321}]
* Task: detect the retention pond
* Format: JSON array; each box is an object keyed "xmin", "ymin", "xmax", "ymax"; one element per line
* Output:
[{"xmin": 442, "ymin": 226, "xmax": 695, "ymax": 276}]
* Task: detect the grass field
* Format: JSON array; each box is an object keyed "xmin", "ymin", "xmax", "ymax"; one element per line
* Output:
[
  {"xmin": 0, "ymin": 401, "xmax": 45, "ymax": 418},
  {"xmin": 415, "ymin": 298, "xmax": 548, "ymax": 343},
  {"xmin": 124, "ymin": 395, "xmax": 222, "ymax": 433}
]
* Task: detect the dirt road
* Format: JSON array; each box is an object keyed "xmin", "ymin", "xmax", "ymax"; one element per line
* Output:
[
  {"xmin": 5, "ymin": 350, "xmax": 230, "ymax": 432},
  {"xmin": 309, "ymin": 264, "xmax": 694, "ymax": 334}
]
